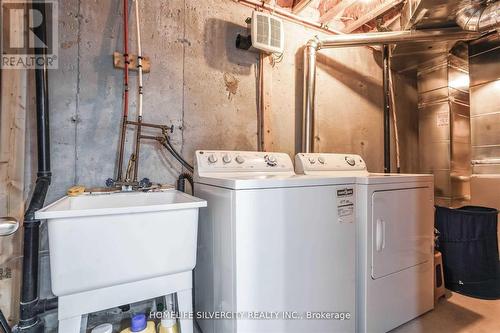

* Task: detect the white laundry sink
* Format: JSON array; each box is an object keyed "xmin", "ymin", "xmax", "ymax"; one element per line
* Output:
[{"xmin": 35, "ymin": 190, "xmax": 206, "ymax": 296}]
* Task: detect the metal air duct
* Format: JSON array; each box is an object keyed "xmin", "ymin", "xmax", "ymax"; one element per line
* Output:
[
  {"xmin": 301, "ymin": 29, "xmax": 479, "ymax": 154},
  {"xmin": 456, "ymin": 0, "xmax": 500, "ymax": 32}
]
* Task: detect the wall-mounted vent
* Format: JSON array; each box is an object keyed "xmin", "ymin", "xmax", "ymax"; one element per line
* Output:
[{"xmin": 251, "ymin": 11, "xmax": 284, "ymax": 53}]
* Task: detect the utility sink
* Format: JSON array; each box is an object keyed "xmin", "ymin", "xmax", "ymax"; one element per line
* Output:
[{"xmin": 35, "ymin": 190, "xmax": 206, "ymax": 296}]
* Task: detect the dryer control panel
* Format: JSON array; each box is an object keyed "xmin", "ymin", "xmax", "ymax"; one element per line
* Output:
[
  {"xmin": 295, "ymin": 153, "xmax": 368, "ymax": 176},
  {"xmin": 195, "ymin": 150, "xmax": 294, "ymax": 176}
]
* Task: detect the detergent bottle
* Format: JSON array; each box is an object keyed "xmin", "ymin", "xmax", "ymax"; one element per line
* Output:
[
  {"xmin": 158, "ymin": 294, "xmax": 179, "ymax": 333},
  {"xmin": 120, "ymin": 314, "xmax": 156, "ymax": 333},
  {"xmin": 91, "ymin": 323, "xmax": 113, "ymax": 333},
  {"xmin": 157, "ymin": 317, "xmax": 179, "ymax": 333}
]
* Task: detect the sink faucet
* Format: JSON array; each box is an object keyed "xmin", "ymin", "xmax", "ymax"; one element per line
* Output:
[{"xmin": 0, "ymin": 216, "xmax": 19, "ymax": 237}]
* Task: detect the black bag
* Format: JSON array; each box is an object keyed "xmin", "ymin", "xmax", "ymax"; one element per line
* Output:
[{"xmin": 435, "ymin": 205, "xmax": 500, "ymax": 299}]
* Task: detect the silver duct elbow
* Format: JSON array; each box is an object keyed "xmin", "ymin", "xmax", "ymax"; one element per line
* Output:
[{"xmin": 456, "ymin": 0, "xmax": 500, "ymax": 32}]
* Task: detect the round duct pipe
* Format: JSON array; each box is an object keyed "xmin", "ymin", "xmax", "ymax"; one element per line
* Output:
[
  {"xmin": 300, "ymin": 29, "xmax": 479, "ymax": 154},
  {"xmin": 456, "ymin": 0, "xmax": 500, "ymax": 32}
]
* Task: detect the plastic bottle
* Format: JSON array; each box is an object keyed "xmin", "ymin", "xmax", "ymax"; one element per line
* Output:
[
  {"xmin": 120, "ymin": 314, "xmax": 156, "ymax": 333},
  {"xmin": 91, "ymin": 323, "xmax": 113, "ymax": 333},
  {"xmin": 157, "ymin": 318, "xmax": 179, "ymax": 333}
]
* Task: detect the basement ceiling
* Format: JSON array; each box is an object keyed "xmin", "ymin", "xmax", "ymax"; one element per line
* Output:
[
  {"xmin": 267, "ymin": 0, "xmax": 475, "ymax": 72},
  {"xmin": 269, "ymin": 0, "xmax": 463, "ymax": 33}
]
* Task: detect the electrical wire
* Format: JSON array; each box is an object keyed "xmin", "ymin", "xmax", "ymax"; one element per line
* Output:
[
  {"xmin": 272, "ymin": 52, "xmax": 284, "ymax": 65},
  {"xmin": 268, "ymin": 52, "xmax": 284, "ymax": 68}
]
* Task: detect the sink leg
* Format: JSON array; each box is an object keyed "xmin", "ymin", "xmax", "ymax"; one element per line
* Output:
[
  {"xmin": 58, "ymin": 315, "xmax": 82, "ymax": 333},
  {"xmin": 177, "ymin": 289, "xmax": 193, "ymax": 333}
]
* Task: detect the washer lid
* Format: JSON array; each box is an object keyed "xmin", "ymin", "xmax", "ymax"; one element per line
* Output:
[
  {"xmin": 357, "ymin": 173, "xmax": 433, "ymax": 184},
  {"xmin": 194, "ymin": 150, "xmax": 355, "ymax": 189},
  {"xmin": 295, "ymin": 153, "xmax": 433, "ymax": 184},
  {"xmin": 195, "ymin": 173, "xmax": 355, "ymax": 189}
]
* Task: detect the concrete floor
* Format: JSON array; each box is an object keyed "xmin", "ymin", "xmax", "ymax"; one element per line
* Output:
[
  {"xmin": 392, "ymin": 292, "xmax": 500, "ymax": 333},
  {"xmin": 48, "ymin": 291, "xmax": 500, "ymax": 332},
  {"xmin": 191, "ymin": 292, "xmax": 500, "ymax": 333}
]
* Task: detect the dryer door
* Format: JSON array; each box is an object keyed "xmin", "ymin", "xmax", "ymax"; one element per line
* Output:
[{"xmin": 371, "ymin": 187, "xmax": 433, "ymax": 279}]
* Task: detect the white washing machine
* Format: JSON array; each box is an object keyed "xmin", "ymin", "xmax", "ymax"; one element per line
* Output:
[
  {"xmin": 295, "ymin": 153, "xmax": 434, "ymax": 333},
  {"xmin": 194, "ymin": 150, "xmax": 357, "ymax": 333}
]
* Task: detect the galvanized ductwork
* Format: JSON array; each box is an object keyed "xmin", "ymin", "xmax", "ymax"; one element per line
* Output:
[
  {"xmin": 456, "ymin": 0, "xmax": 500, "ymax": 32},
  {"xmin": 301, "ymin": 28, "xmax": 479, "ymax": 155}
]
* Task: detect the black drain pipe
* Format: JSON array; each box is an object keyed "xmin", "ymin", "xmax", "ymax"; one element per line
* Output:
[
  {"xmin": 382, "ymin": 44, "xmax": 391, "ymax": 173},
  {"xmin": 177, "ymin": 173, "xmax": 193, "ymax": 193},
  {"xmin": 0, "ymin": 311, "xmax": 11, "ymax": 333},
  {"xmin": 17, "ymin": 1, "xmax": 57, "ymax": 331}
]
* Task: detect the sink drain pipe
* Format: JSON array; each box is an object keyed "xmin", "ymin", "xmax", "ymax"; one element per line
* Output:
[
  {"xmin": 16, "ymin": 1, "xmax": 57, "ymax": 331},
  {"xmin": 177, "ymin": 173, "xmax": 193, "ymax": 193},
  {"xmin": 301, "ymin": 29, "xmax": 480, "ymax": 158}
]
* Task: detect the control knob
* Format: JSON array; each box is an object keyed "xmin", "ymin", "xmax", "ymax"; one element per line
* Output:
[
  {"xmin": 345, "ymin": 156, "xmax": 356, "ymax": 166},
  {"xmin": 235, "ymin": 155, "xmax": 245, "ymax": 164},
  {"xmin": 208, "ymin": 154, "xmax": 218, "ymax": 164},
  {"xmin": 318, "ymin": 156, "xmax": 325, "ymax": 164},
  {"xmin": 222, "ymin": 154, "xmax": 232, "ymax": 164},
  {"xmin": 308, "ymin": 157, "xmax": 316, "ymax": 164},
  {"xmin": 265, "ymin": 154, "xmax": 278, "ymax": 167}
]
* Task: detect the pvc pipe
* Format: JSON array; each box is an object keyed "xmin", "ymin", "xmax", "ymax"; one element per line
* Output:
[
  {"xmin": 134, "ymin": 0, "xmax": 143, "ymax": 118},
  {"xmin": 18, "ymin": 1, "xmax": 53, "ymax": 330},
  {"xmin": 117, "ymin": 0, "xmax": 130, "ymax": 181},
  {"xmin": 133, "ymin": 0, "xmax": 143, "ymax": 181}
]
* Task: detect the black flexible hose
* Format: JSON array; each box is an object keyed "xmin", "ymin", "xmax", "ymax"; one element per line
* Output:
[
  {"xmin": 159, "ymin": 138, "xmax": 194, "ymax": 173},
  {"xmin": 177, "ymin": 173, "xmax": 193, "ymax": 193}
]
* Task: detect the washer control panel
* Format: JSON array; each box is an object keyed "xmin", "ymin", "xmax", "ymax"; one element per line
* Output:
[
  {"xmin": 295, "ymin": 153, "xmax": 368, "ymax": 175},
  {"xmin": 195, "ymin": 150, "xmax": 294, "ymax": 175}
]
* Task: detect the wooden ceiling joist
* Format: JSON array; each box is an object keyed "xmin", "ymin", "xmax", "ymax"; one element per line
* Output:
[
  {"xmin": 276, "ymin": 0, "xmax": 293, "ymax": 7},
  {"xmin": 341, "ymin": 0, "xmax": 404, "ymax": 33},
  {"xmin": 292, "ymin": 0, "xmax": 314, "ymax": 14},
  {"xmin": 319, "ymin": 0, "xmax": 357, "ymax": 24}
]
